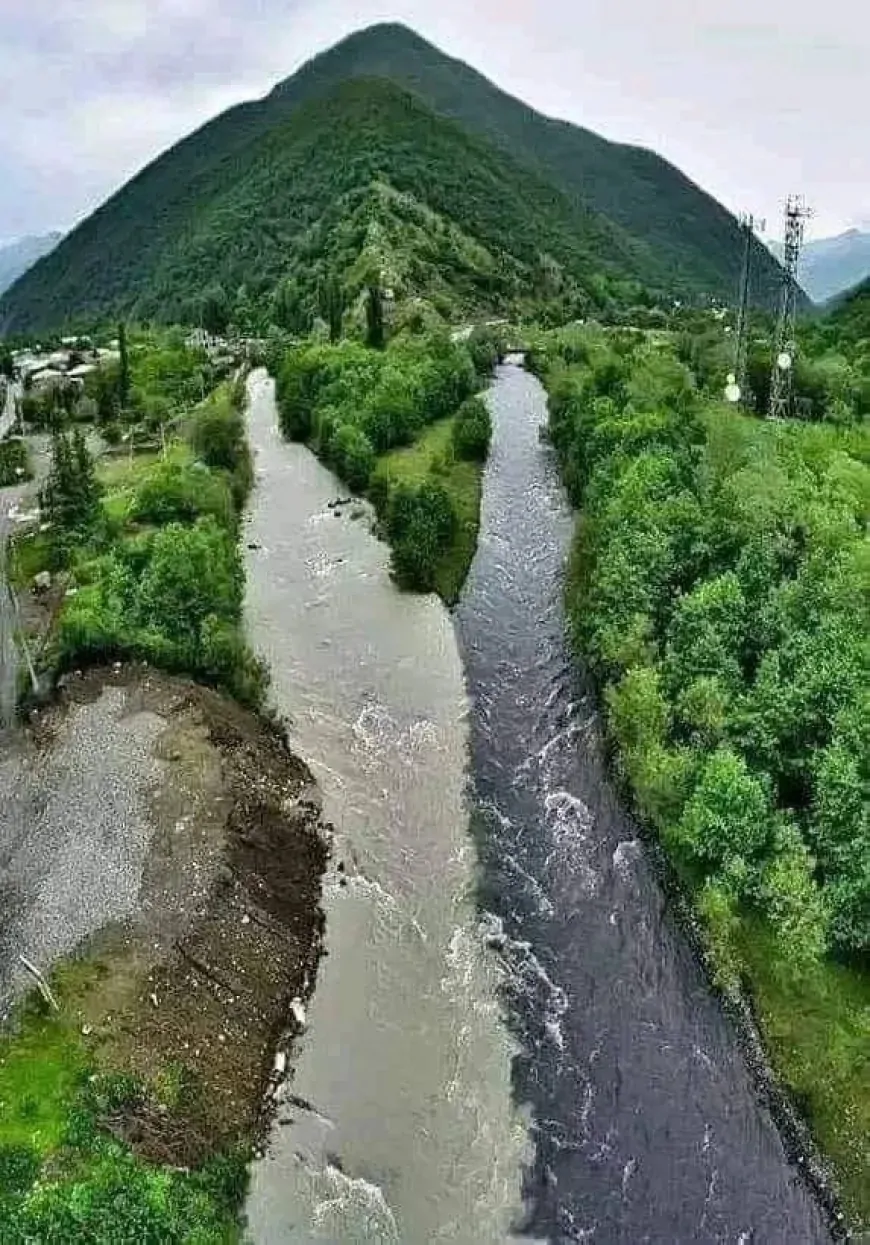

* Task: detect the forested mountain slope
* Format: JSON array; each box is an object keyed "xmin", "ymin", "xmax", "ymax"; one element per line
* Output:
[
  {"xmin": 825, "ymin": 275, "xmax": 870, "ymax": 344},
  {"xmin": 0, "ymin": 78, "xmax": 665, "ymax": 334},
  {"xmin": 0, "ymin": 24, "xmax": 795, "ymax": 335},
  {"xmin": 270, "ymin": 23, "xmax": 791, "ymax": 307}
]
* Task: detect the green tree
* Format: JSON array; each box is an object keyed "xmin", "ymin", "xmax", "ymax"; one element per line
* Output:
[
  {"xmin": 273, "ymin": 278, "xmax": 312, "ymax": 336},
  {"xmin": 199, "ymin": 284, "xmax": 230, "ymax": 336},
  {"xmin": 676, "ymin": 748, "xmax": 772, "ymax": 885},
  {"xmin": 365, "ymin": 283, "xmax": 385, "ymax": 350},
  {"xmin": 387, "ymin": 480, "xmax": 456, "ymax": 591},
  {"xmin": 759, "ymin": 821, "xmax": 828, "ymax": 968},
  {"xmin": 320, "ymin": 274, "xmax": 344, "ymax": 343},
  {"xmin": 331, "ymin": 424, "xmax": 375, "ymax": 492},
  {"xmin": 118, "ymin": 321, "xmax": 130, "ymax": 412},
  {"xmin": 452, "ymin": 396, "xmax": 492, "ymax": 461},
  {"xmin": 664, "ymin": 573, "xmax": 747, "ymax": 698},
  {"xmin": 136, "ymin": 518, "xmax": 242, "ymax": 655},
  {"xmin": 40, "ymin": 428, "xmax": 101, "ymax": 536}
]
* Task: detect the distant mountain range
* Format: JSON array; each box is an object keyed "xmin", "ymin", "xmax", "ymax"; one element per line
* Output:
[
  {"xmin": 768, "ymin": 228, "xmax": 870, "ymax": 304},
  {"xmin": 0, "ymin": 232, "xmax": 62, "ymax": 299},
  {"xmin": 0, "ymin": 23, "xmax": 794, "ymax": 335}
]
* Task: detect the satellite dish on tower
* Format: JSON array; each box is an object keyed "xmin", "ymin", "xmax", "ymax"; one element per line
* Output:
[{"xmin": 777, "ymin": 351, "xmax": 792, "ymax": 371}]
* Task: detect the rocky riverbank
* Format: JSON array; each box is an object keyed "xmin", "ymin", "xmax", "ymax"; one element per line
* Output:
[{"xmin": 0, "ymin": 663, "xmax": 328, "ymax": 1168}]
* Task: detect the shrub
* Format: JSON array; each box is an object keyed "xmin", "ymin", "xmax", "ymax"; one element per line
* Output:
[
  {"xmin": 189, "ymin": 390, "xmax": 253, "ymax": 509},
  {"xmin": 466, "ymin": 326, "xmax": 505, "ymax": 377},
  {"xmin": 331, "ymin": 425, "xmax": 376, "ymax": 492},
  {"xmin": 0, "ymin": 437, "xmax": 32, "ymax": 487},
  {"xmin": 0, "ymin": 1144, "xmax": 40, "ymax": 1200},
  {"xmin": 57, "ymin": 518, "xmax": 262, "ymax": 705},
  {"xmin": 130, "ymin": 461, "xmax": 234, "ymax": 528},
  {"xmin": 452, "ymin": 396, "xmax": 492, "ymax": 462},
  {"xmin": 386, "ymin": 480, "xmax": 457, "ymax": 591}
]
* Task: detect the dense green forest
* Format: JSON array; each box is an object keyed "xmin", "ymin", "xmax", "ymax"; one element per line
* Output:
[
  {"xmin": 818, "ymin": 275, "xmax": 870, "ymax": 349},
  {"xmin": 12, "ymin": 331, "xmax": 263, "ymax": 707},
  {"xmin": 529, "ymin": 323, "xmax": 868, "ymax": 1222},
  {"xmin": 270, "ymin": 24, "xmax": 791, "ymax": 309},
  {"xmin": 668, "ymin": 300, "xmax": 870, "ymax": 424},
  {"xmin": 0, "ymin": 25, "xmax": 793, "ymax": 336}
]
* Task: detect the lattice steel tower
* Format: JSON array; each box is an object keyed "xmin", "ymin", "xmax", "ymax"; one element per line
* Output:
[
  {"xmin": 768, "ymin": 196, "xmax": 811, "ymax": 419},
  {"xmin": 730, "ymin": 213, "xmax": 764, "ymax": 407}
]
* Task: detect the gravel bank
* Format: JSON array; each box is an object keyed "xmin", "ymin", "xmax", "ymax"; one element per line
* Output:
[{"xmin": 0, "ymin": 684, "xmax": 166, "ymax": 1015}]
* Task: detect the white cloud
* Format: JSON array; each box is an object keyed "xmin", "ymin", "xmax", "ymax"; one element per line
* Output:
[{"xmin": 0, "ymin": 0, "xmax": 867, "ymax": 241}]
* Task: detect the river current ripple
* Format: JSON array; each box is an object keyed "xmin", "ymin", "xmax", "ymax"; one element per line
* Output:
[{"xmin": 454, "ymin": 360, "xmax": 831, "ymax": 1244}]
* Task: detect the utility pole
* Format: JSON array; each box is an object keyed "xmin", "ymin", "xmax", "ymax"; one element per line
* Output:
[
  {"xmin": 726, "ymin": 213, "xmax": 764, "ymax": 408},
  {"xmin": 768, "ymin": 195, "xmax": 811, "ymax": 420},
  {"xmin": 0, "ymin": 516, "xmax": 39, "ymax": 731},
  {"xmin": 0, "ymin": 518, "xmax": 20, "ymax": 730}
]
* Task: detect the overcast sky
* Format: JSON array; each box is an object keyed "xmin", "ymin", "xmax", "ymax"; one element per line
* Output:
[{"xmin": 1, "ymin": 0, "xmax": 867, "ymax": 246}]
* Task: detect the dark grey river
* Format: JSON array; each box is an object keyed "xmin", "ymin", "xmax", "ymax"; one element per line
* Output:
[{"xmin": 454, "ymin": 359, "xmax": 831, "ymax": 1244}]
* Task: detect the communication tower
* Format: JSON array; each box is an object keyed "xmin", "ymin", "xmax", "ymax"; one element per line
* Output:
[{"xmin": 767, "ymin": 196, "xmax": 811, "ymax": 420}]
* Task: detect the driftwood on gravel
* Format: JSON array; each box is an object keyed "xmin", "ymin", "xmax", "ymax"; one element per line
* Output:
[{"xmin": 18, "ymin": 954, "xmax": 59, "ymax": 1011}]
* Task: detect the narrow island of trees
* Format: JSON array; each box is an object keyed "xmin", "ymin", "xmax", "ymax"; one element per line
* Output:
[{"xmin": 274, "ymin": 323, "xmax": 502, "ymax": 601}]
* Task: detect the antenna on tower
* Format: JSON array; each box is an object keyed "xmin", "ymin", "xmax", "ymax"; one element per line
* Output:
[
  {"xmin": 767, "ymin": 195, "xmax": 811, "ymax": 420},
  {"xmin": 726, "ymin": 212, "xmax": 765, "ymax": 407}
]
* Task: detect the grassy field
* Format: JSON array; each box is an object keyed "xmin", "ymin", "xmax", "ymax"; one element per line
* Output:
[
  {"xmin": 95, "ymin": 449, "xmax": 162, "ymax": 486},
  {"xmin": 737, "ymin": 920, "xmax": 870, "ymax": 1224},
  {"xmin": 375, "ymin": 415, "xmax": 483, "ymax": 604},
  {"xmin": 9, "ymin": 530, "xmax": 52, "ymax": 589},
  {"xmin": 97, "ymin": 448, "xmax": 168, "ymax": 527},
  {"xmin": 0, "ymin": 964, "xmax": 96, "ymax": 1155}
]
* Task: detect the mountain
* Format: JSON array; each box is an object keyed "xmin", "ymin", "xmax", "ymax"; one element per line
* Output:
[
  {"xmin": 270, "ymin": 24, "xmax": 788, "ymax": 308},
  {"xmin": 769, "ymin": 229, "xmax": 870, "ymax": 304},
  {"xmin": 0, "ymin": 24, "xmax": 793, "ymax": 335},
  {"xmin": 0, "ymin": 232, "xmax": 62, "ymax": 298},
  {"xmin": 824, "ymin": 274, "xmax": 870, "ymax": 345},
  {"xmin": 0, "ymin": 79, "xmax": 661, "ymax": 336}
]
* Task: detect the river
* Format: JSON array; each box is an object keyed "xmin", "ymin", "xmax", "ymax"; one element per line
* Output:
[
  {"xmin": 242, "ymin": 370, "xmax": 533, "ymax": 1243},
  {"xmin": 243, "ymin": 363, "xmax": 830, "ymax": 1243}
]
